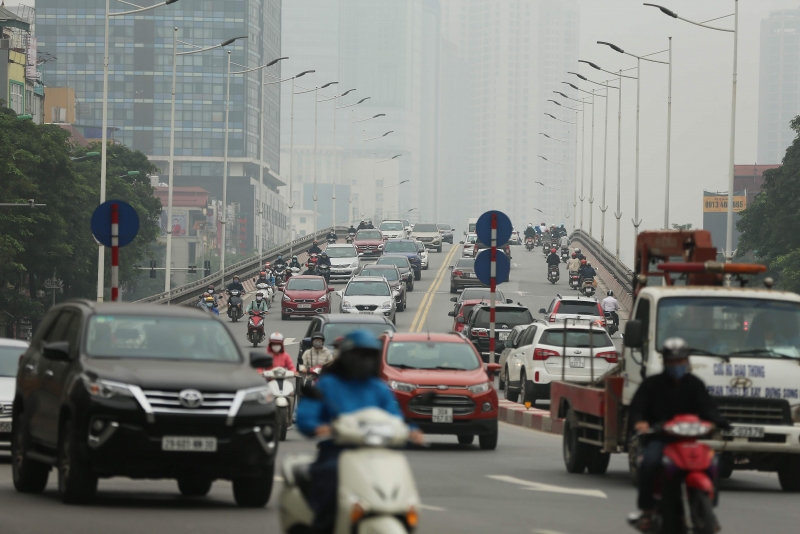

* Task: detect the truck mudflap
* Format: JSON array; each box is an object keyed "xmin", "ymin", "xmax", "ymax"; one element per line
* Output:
[{"xmin": 551, "ymin": 376, "xmax": 625, "ymax": 453}]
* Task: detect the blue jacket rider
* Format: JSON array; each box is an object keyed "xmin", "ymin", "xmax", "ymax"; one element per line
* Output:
[{"xmin": 296, "ymin": 330, "xmax": 423, "ymax": 533}]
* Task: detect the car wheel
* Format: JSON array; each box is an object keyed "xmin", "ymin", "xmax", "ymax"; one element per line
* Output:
[
  {"xmin": 521, "ymin": 372, "xmax": 536, "ymax": 405},
  {"xmin": 457, "ymin": 435, "xmax": 474, "ymax": 445},
  {"xmin": 408, "ymin": 283, "xmax": 414, "ymax": 292},
  {"xmin": 479, "ymin": 429, "xmax": 498, "ymax": 450},
  {"xmin": 778, "ymin": 454, "xmax": 800, "ymax": 491},
  {"xmin": 437, "ymin": 246, "xmax": 442, "ymax": 253},
  {"xmin": 178, "ymin": 476, "xmax": 213, "ymax": 497},
  {"xmin": 563, "ymin": 409, "xmax": 590, "ymax": 474},
  {"xmin": 414, "ymin": 270, "xmax": 421, "ymax": 281},
  {"xmin": 232, "ymin": 462, "xmax": 275, "ymax": 507},
  {"xmin": 11, "ymin": 409, "xmax": 50, "ymax": 493},
  {"xmin": 503, "ymin": 368, "xmax": 519, "ymax": 403},
  {"xmin": 498, "ymin": 373, "xmax": 505, "ymax": 391},
  {"xmin": 58, "ymin": 417, "xmax": 98, "ymax": 504}
]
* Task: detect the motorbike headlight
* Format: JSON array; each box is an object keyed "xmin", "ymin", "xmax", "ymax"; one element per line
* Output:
[
  {"xmin": 342, "ymin": 300, "xmax": 352, "ymax": 309},
  {"xmin": 248, "ymin": 319, "xmax": 256, "ymax": 326},
  {"xmin": 318, "ymin": 294, "xmax": 327, "ymax": 302},
  {"xmin": 81, "ymin": 375, "xmax": 134, "ymax": 399},
  {"xmin": 389, "ymin": 380, "xmax": 416, "ymax": 393},
  {"xmin": 241, "ymin": 385, "xmax": 274, "ymax": 405},
  {"xmin": 467, "ymin": 382, "xmax": 491, "ymax": 394},
  {"xmin": 381, "ymin": 301, "xmax": 393, "ymax": 309},
  {"xmin": 283, "ymin": 294, "xmax": 291, "ymax": 302},
  {"xmin": 274, "ymin": 367, "xmax": 286, "ymax": 378}
]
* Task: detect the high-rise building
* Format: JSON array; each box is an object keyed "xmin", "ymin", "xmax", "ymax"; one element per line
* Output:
[
  {"xmin": 440, "ymin": 0, "xmax": 579, "ymax": 225},
  {"xmin": 35, "ymin": 0, "xmax": 288, "ymax": 255},
  {"xmin": 758, "ymin": 9, "xmax": 800, "ymax": 165}
]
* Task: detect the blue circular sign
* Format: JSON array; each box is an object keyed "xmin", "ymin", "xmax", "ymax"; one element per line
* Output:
[
  {"xmin": 91, "ymin": 200, "xmax": 140, "ymax": 248},
  {"xmin": 475, "ymin": 210, "xmax": 513, "ymax": 248},
  {"xmin": 474, "ymin": 248, "xmax": 511, "ymax": 286}
]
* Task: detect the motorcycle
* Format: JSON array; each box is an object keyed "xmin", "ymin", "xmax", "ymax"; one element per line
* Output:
[
  {"xmin": 317, "ymin": 263, "xmax": 331, "ymax": 283},
  {"xmin": 227, "ymin": 289, "xmax": 244, "ymax": 321},
  {"xmin": 605, "ymin": 311, "xmax": 618, "ymax": 336},
  {"xmin": 247, "ymin": 310, "xmax": 267, "ymax": 347},
  {"xmin": 327, "ymin": 235, "xmax": 337, "ymax": 245},
  {"xmin": 548, "ymin": 265, "xmax": 560, "ymax": 284},
  {"xmin": 580, "ymin": 278, "xmax": 595, "ymax": 297},
  {"xmin": 569, "ymin": 271, "xmax": 580, "ymax": 290},
  {"xmin": 262, "ymin": 367, "xmax": 296, "ymax": 441},
  {"xmin": 525, "ymin": 237, "xmax": 535, "ymax": 251},
  {"xmin": 297, "ymin": 364, "xmax": 323, "ymax": 393},
  {"xmin": 346, "ymin": 232, "xmax": 356, "ymax": 244},
  {"xmin": 309, "ymin": 253, "xmax": 319, "ymax": 267},
  {"xmin": 254, "ymin": 280, "xmax": 275, "ymax": 302},
  {"xmin": 279, "ymin": 408, "xmax": 420, "ymax": 534},
  {"xmin": 561, "ymin": 247, "xmax": 570, "ymax": 263},
  {"xmin": 627, "ymin": 415, "xmax": 719, "ymax": 534}
]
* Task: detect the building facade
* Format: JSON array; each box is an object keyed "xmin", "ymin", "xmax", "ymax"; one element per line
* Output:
[
  {"xmin": 758, "ymin": 9, "xmax": 800, "ymax": 166},
  {"xmin": 1, "ymin": 4, "xmax": 43, "ymax": 123}
]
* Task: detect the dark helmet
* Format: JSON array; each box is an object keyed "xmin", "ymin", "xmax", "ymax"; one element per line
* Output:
[
  {"xmin": 607, "ymin": 290, "xmax": 614, "ymax": 297},
  {"xmin": 571, "ymin": 253, "xmax": 577, "ymax": 259},
  {"xmin": 662, "ymin": 337, "xmax": 690, "ymax": 361},
  {"xmin": 311, "ymin": 332, "xmax": 325, "ymax": 342}
]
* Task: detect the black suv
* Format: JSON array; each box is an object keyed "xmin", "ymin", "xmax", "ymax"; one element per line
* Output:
[
  {"xmin": 11, "ymin": 301, "xmax": 278, "ymax": 506},
  {"xmin": 461, "ymin": 304, "xmax": 535, "ymax": 363}
]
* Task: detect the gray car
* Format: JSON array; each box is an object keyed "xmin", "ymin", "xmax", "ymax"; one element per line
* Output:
[
  {"xmin": 324, "ymin": 243, "xmax": 362, "ymax": 282},
  {"xmin": 409, "ymin": 222, "xmax": 443, "ymax": 252},
  {"xmin": 338, "ymin": 276, "xmax": 397, "ymax": 324},
  {"xmin": 359, "ymin": 265, "xmax": 407, "ymax": 312},
  {"xmin": 449, "ymin": 257, "xmax": 484, "ymax": 293}
]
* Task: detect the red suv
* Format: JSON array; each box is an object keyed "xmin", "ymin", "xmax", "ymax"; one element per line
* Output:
[
  {"xmin": 449, "ymin": 299, "xmax": 483, "ymax": 333},
  {"xmin": 353, "ymin": 229, "xmax": 385, "ymax": 257},
  {"xmin": 380, "ymin": 333, "xmax": 500, "ymax": 450},
  {"xmin": 281, "ymin": 275, "xmax": 334, "ymax": 319}
]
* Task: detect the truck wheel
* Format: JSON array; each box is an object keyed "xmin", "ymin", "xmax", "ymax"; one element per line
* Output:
[
  {"xmin": 11, "ymin": 411, "xmax": 50, "ymax": 493},
  {"xmin": 563, "ymin": 410, "xmax": 589, "ymax": 474},
  {"xmin": 503, "ymin": 369, "xmax": 519, "ymax": 403},
  {"xmin": 689, "ymin": 489, "xmax": 717, "ymax": 534},
  {"xmin": 778, "ymin": 454, "xmax": 800, "ymax": 492},
  {"xmin": 178, "ymin": 476, "xmax": 213, "ymax": 497},
  {"xmin": 457, "ymin": 435, "xmax": 474, "ymax": 445},
  {"xmin": 521, "ymin": 372, "xmax": 536, "ymax": 405},
  {"xmin": 587, "ymin": 446, "xmax": 611, "ymax": 474},
  {"xmin": 232, "ymin": 462, "xmax": 275, "ymax": 507},
  {"xmin": 479, "ymin": 429, "xmax": 498, "ymax": 450},
  {"xmin": 58, "ymin": 418, "xmax": 98, "ymax": 504}
]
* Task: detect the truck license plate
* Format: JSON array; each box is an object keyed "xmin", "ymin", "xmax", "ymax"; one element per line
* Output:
[
  {"xmin": 162, "ymin": 436, "xmax": 217, "ymax": 452},
  {"xmin": 569, "ymin": 357, "xmax": 585, "ymax": 368},
  {"xmin": 721, "ymin": 426, "xmax": 765, "ymax": 439},
  {"xmin": 432, "ymin": 407, "xmax": 453, "ymax": 423},
  {"xmin": 298, "ymin": 304, "xmax": 312, "ymax": 309}
]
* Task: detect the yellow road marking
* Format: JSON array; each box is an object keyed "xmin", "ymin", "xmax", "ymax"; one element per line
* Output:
[{"xmin": 410, "ymin": 244, "xmax": 460, "ymax": 332}]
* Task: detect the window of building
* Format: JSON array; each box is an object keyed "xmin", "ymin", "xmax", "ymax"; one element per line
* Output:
[{"xmin": 9, "ymin": 82, "xmax": 24, "ymax": 114}]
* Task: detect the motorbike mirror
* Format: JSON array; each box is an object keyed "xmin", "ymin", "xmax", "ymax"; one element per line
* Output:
[
  {"xmin": 327, "ymin": 286, "xmax": 334, "ymax": 292},
  {"xmin": 448, "ymin": 266, "xmax": 454, "ymax": 270},
  {"xmin": 624, "ymin": 320, "xmax": 644, "ymax": 348},
  {"xmin": 538, "ymin": 308, "xmax": 547, "ymax": 314},
  {"xmin": 456, "ymin": 316, "xmax": 465, "ymax": 324},
  {"xmin": 459, "ymin": 241, "xmax": 464, "ymax": 244},
  {"xmin": 448, "ymin": 311, "xmax": 455, "ymax": 317},
  {"xmin": 249, "ymin": 352, "xmax": 273, "ymax": 369}
]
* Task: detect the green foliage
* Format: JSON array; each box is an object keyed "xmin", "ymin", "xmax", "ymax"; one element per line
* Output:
[
  {"xmin": 737, "ymin": 116, "xmax": 800, "ymax": 291},
  {"xmin": 671, "ymin": 223, "xmax": 693, "ymax": 231}
]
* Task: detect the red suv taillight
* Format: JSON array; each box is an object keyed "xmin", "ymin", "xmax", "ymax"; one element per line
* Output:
[
  {"xmin": 533, "ymin": 348, "xmax": 560, "ymax": 360},
  {"xmin": 472, "ymin": 328, "xmax": 489, "ymax": 338},
  {"xmin": 596, "ymin": 350, "xmax": 618, "ymax": 363},
  {"xmin": 549, "ymin": 301, "xmax": 560, "ymax": 322}
]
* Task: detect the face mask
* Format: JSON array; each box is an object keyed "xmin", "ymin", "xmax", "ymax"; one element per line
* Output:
[
  {"xmin": 206, "ymin": 302, "xmax": 214, "ymax": 308},
  {"xmin": 270, "ymin": 344, "xmax": 282, "ymax": 353},
  {"xmin": 256, "ymin": 296, "xmax": 263, "ymax": 302},
  {"xmin": 666, "ymin": 363, "xmax": 689, "ymax": 380},
  {"xmin": 341, "ymin": 351, "xmax": 378, "ymax": 380},
  {"xmin": 208, "ymin": 289, "xmax": 213, "ymax": 294},
  {"xmin": 313, "ymin": 340, "xmax": 323, "ymax": 349}
]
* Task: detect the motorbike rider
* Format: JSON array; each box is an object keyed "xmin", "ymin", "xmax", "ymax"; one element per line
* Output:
[
  {"xmin": 317, "ymin": 252, "xmax": 332, "ymax": 280},
  {"xmin": 566, "ymin": 253, "xmax": 582, "ymax": 275},
  {"xmin": 206, "ymin": 285, "xmax": 219, "ymax": 305},
  {"xmin": 365, "ymin": 220, "xmax": 375, "ymax": 229},
  {"xmin": 574, "ymin": 247, "xmax": 586, "ymax": 261},
  {"xmin": 254, "ymin": 270, "xmax": 271, "ymax": 287},
  {"xmin": 326, "ymin": 229, "xmax": 337, "ymax": 242},
  {"xmin": 303, "ymin": 261, "xmax": 319, "ymax": 276},
  {"xmin": 308, "ymin": 240, "xmax": 323, "ymax": 255},
  {"xmin": 559, "ymin": 233, "xmax": 570, "ymax": 250},
  {"xmin": 288, "ymin": 254, "xmax": 302, "ymax": 270},
  {"xmin": 227, "ymin": 275, "xmax": 245, "ymax": 293},
  {"xmin": 274, "ymin": 254, "xmax": 287, "ymax": 269},
  {"xmin": 299, "ymin": 332, "xmax": 334, "ymax": 368},
  {"xmin": 546, "ymin": 248, "xmax": 561, "ymax": 275},
  {"xmin": 629, "ymin": 337, "xmax": 729, "ymax": 532},
  {"xmin": 296, "ymin": 330, "xmax": 424, "ymax": 534},
  {"xmin": 203, "ymin": 296, "xmax": 219, "ymax": 316},
  {"xmin": 357, "ymin": 220, "xmax": 368, "ymax": 230},
  {"xmin": 198, "ymin": 291, "xmax": 211, "ymax": 309},
  {"xmin": 524, "ymin": 223, "xmax": 536, "ymax": 242},
  {"xmin": 246, "ymin": 290, "xmax": 270, "ymax": 313},
  {"xmin": 347, "ymin": 224, "xmax": 357, "ymax": 235},
  {"xmin": 260, "ymin": 332, "xmax": 297, "ymax": 372},
  {"xmin": 601, "ymin": 290, "xmax": 619, "ymax": 328},
  {"xmin": 579, "ymin": 260, "xmax": 597, "ymax": 287}
]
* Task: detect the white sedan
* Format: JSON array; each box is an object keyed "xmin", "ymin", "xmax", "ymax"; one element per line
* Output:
[
  {"xmin": 461, "ymin": 233, "xmax": 478, "ymax": 257},
  {"xmin": 1, "ymin": 338, "xmax": 29, "ymax": 450}
]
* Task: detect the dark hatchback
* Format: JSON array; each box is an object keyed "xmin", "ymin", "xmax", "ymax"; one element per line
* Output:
[
  {"xmin": 297, "ymin": 314, "xmax": 396, "ymax": 359},
  {"xmin": 11, "ymin": 301, "xmax": 278, "ymax": 506},
  {"xmin": 461, "ymin": 304, "xmax": 535, "ymax": 363},
  {"xmin": 381, "ymin": 240, "xmax": 423, "ymax": 280}
]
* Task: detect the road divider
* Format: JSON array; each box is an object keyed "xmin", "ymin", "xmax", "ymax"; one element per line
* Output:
[
  {"xmin": 410, "ymin": 244, "xmax": 460, "ymax": 332},
  {"xmin": 499, "ymin": 399, "xmax": 564, "ymax": 436}
]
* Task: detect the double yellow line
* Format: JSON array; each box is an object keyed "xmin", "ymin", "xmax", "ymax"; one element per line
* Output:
[{"xmin": 409, "ymin": 244, "xmax": 460, "ymax": 332}]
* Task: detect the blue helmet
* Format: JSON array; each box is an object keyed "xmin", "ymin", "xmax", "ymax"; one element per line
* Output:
[
  {"xmin": 339, "ymin": 330, "xmax": 382, "ymax": 353},
  {"xmin": 277, "ymin": 254, "xmax": 283, "ymax": 260}
]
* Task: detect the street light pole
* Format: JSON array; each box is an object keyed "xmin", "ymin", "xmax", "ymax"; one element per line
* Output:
[
  {"xmin": 616, "ymin": 70, "xmax": 623, "ymax": 260},
  {"xmin": 600, "ymin": 80, "xmax": 610, "ymax": 247}
]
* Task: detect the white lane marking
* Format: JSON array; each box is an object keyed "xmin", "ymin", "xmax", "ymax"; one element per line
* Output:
[
  {"xmin": 533, "ymin": 530, "xmax": 571, "ymax": 534},
  {"xmin": 418, "ymin": 504, "xmax": 447, "ymax": 512},
  {"xmin": 487, "ymin": 475, "xmax": 607, "ymax": 499},
  {"xmin": 284, "ymin": 337, "xmax": 298, "ymax": 345}
]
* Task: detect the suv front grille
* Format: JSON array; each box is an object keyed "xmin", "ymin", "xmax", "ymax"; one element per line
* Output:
[
  {"xmin": 713, "ymin": 397, "xmax": 792, "ymax": 425},
  {"xmin": 142, "ymin": 390, "xmax": 236, "ymax": 416},
  {"xmin": 408, "ymin": 394, "xmax": 475, "ymax": 416},
  {"xmin": 356, "ymin": 305, "xmax": 378, "ymax": 311}
]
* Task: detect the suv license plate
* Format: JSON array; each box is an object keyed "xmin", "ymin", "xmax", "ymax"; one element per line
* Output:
[
  {"xmin": 569, "ymin": 357, "xmax": 585, "ymax": 368},
  {"xmin": 432, "ymin": 407, "xmax": 453, "ymax": 423},
  {"xmin": 162, "ymin": 436, "xmax": 217, "ymax": 452},
  {"xmin": 721, "ymin": 426, "xmax": 765, "ymax": 439},
  {"xmin": 0, "ymin": 421, "xmax": 11, "ymax": 433},
  {"xmin": 498, "ymin": 332, "xmax": 510, "ymax": 341},
  {"xmin": 297, "ymin": 304, "xmax": 312, "ymax": 309}
]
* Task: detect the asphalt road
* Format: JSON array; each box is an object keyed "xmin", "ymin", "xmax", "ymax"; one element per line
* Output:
[{"xmin": 0, "ymin": 242, "xmax": 796, "ymax": 533}]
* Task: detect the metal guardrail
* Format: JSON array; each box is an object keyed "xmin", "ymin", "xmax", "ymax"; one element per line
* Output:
[
  {"xmin": 569, "ymin": 229, "xmax": 634, "ymax": 298},
  {"xmin": 136, "ymin": 226, "xmax": 349, "ymax": 306}
]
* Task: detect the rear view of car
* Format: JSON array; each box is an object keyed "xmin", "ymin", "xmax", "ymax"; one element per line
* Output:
[
  {"xmin": 461, "ymin": 233, "xmax": 478, "ymax": 257},
  {"xmin": 449, "ymin": 257, "xmax": 483, "ymax": 293},
  {"xmin": 463, "ymin": 305, "xmax": 534, "ymax": 362},
  {"xmin": 539, "ymin": 296, "xmax": 605, "ymax": 327},
  {"xmin": 0, "ymin": 339, "xmax": 29, "ymax": 450}
]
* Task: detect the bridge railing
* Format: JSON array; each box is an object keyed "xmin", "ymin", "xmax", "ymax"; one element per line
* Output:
[
  {"xmin": 568, "ymin": 229, "xmax": 635, "ymax": 312},
  {"xmin": 135, "ymin": 226, "xmax": 348, "ymax": 306}
]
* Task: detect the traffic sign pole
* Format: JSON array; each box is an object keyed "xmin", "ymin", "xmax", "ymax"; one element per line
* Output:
[
  {"xmin": 489, "ymin": 213, "xmax": 497, "ymax": 364},
  {"xmin": 111, "ymin": 203, "xmax": 119, "ymax": 302}
]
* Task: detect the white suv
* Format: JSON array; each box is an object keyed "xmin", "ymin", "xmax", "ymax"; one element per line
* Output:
[
  {"xmin": 379, "ymin": 220, "xmax": 407, "ymax": 240},
  {"xmin": 503, "ymin": 323, "xmax": 616, "ymax": 405},
  {"xmin": 1, "ymin": 338, "xmax": 29, "ymax": 450}
]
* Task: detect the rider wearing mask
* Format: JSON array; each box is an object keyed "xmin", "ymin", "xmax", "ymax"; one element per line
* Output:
[
  {"xmin": 524, "ymin": 224, "xmax": 536, "ymax": 240},
  {"xmin": 308, "ymin": 240, "xmax": 323, "ymax": 255},
  {"xmin": 255, "ymin": 271, "xmax": 271, "ymax": 287},
  {"xmin": 296, "ymin": 330, "xmax": 424, "ymax": 534},
  {"xmin": 326, "ymin": 229, "xmax": 337, "ymax": 242},
  {"xmin": 601, "ymin": 290, "xmax": 619, "ymax": 328},
  {"xmin": 574, "ymin": 248, "xmax": 586, "ymax": 261},
  {"xmin": 226, "ymin": 275, "xmax": 245, "ymax": 293},
  {"xmin": 303, "ymin": 261, "xmax": 318, "ymax": 276},
  {"xmin": 629, "ymin": 338, "xmax": 729, "ymax": 532},
  {"xmin": 203, "ymin": 296, "xmax": 219, "ymax": 316},
  {"xmin": 289, "ymin": 255, "xmax": 302, "ymax": 270},
  {"xmin": 246, "ymin": 291, "xmax": 269, "ymax": 313},
  {"xmin": 300, "ymin": 332, "xmax": 333, "ymax": 368},
  {"xmin": 347, "ymin": 224, "xmax": 357, "ymax": 235},
  {"xmin": 261, "ymin": 333, "xmax": 296, "ymax": 372},
  {"xmin": 198, "ymin": 291, "xmax": 211, "ymax": 309},
  {"xmin": 357, "ymin": 220, "xmax": 368, "ymax": 230},
  {"xmin": 206, "ymin": 285, "xmax": 219, "ymax": 305},
  {"xmin": 274, "ymin": 254, "xmax": 287, "ymax": 268}
]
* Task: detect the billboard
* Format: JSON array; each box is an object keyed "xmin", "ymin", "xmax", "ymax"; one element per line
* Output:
[
  {"xmin": 702, "ymin": 191, "xmax": 746, "ymax": 254},
  {"xmin": 703, "ymin": 195, "xmax": 746, "ymax": 213}
]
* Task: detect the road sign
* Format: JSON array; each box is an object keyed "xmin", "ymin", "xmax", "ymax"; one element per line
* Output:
[
  {"xmin": 91, "ymin": 200, "xmax": 139, "ymax": 247},
  {"xmin": 474, "ymin": 249, "xmax": 510, "ymax": 286},
  {"xmin": 475, "ymin": 210, "xmax": 512, "ymax": 248}
]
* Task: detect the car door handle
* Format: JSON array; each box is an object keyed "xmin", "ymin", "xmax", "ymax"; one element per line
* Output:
[{"xmin": 44, "ymin": 370, "xmax": 54, "ymax": 378}]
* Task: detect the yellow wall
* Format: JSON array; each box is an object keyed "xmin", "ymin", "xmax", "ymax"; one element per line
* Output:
[
  {"xmin": 7, "ymin": 51, "xmax": 26, "ymax": 112},
  {"xmin": 44, "ymin": 87, "xmax": 76, "ymax": 123}
]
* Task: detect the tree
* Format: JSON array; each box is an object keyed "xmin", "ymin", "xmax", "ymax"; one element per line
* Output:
[{"xmin": 737, "ymin": 116, "xmax": 800, "ymax": 291}]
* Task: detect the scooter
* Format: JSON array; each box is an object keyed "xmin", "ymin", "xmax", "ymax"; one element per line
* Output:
[
  {"xmin": 627, "ymin": 415, "xmax": 719, "ymax": 534},
  {"xmin": 297, "ymin": 364, "xmax": 323, "ymax": 393},
  {"xmin": 247, "ymin": 310, "xmax": 267, "ymax": 347},
  {"xmin": 604, "ymin": 312, "xmax": 618, "ymax": 336},
  {"xmin": 580, "ymin": 278, "xmax": 595, "ymax": 297},
  {"xmin": 561, "ymin": 247, "xmax": 570, "ymax": 263},
  {"xmin": 525, "ymin": 237, "xmax": 535, "ymax": 251},
  {"xmin": 569, "ymin": 272, "xmax": 580, "ymax": 290},
  {"xmin": 327, "ymin": 236, "xmax": 337, "ymax": 245},
  {"xmin": 262, "ymin": 367, "xmax": 296, "ymax": 441},
  {"xmin": 548, "ymin": 265, "xmax": 560, "ymax": 284},
  {"xmin": 279, "ymin": 408, "xmax": 420, "ymax": 534},
  {"xmin": 227, "ymin": 289, "xmax": 244, "ymax": 321},
  {"xmin": 346, "ymin": 232, "xmax": 356, "ymax": 244},
  {"xmin": 254, "ymin": 281, "xmax": 275, "ymax": 302},
  {"xmin": 317, "ymin": 263, "xmax": 331, "ymax": 283}
]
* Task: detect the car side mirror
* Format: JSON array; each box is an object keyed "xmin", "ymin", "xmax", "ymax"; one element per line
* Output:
[
  {"xmin": 327, "ymin": 287, "xmax": 334, "ymax": 293},
  {"xmin": 506, "ymin": 299, "xmax": 513, "ymax": 304},
  {"xmin": 301, "ymin": 337, "xmax": 312, "ymax": 350},
  {"xmin": 459, "ymin": 241, "xmax": 464, "ymax": 244},
  {"xmin": 448, "ymin": 266, "xmax": 454, "ymax": 270},
  {"xmin": 504, "ymin": 339, "xmax": 513, "ymax": 349},
  {"xmin": 538, "ymin": 308, "xmax": 547, "ymax": 314},
  {"xmin": 486, "ymin": 363, "xmax": 501, "ymax": 377},
  {"xmin": 450, "ymin": 297, "xmax": 457, "ymax": 302},
  {"xmin": 624, "ymin": 320, "xmax": 644, "ymax": 348},
  {"xmin": 456, "ymin": 316, "xmax": 465, "ymax": 324},
  {"xmin": 249, "ymin": 352, "xmax": 273, "ymax": 369},
  {"xmin": 42, "ymin": 341, "xmax": 70, "ymax": 361},
  {"xmin": 448, "ymin": 311, "xmax": 455, "ymax": 317}
]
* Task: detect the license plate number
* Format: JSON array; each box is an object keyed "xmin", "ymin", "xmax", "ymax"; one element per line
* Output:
[
  {"xmin": 466, "ymin": 273, "xmax": 475, "ymax": 278},
  {"xmin": 432, "ymin": 407, "xmax": 453, "ymax": 423},
  {"xmin": 162, "ymin": 436, "xmax": 217, "ymax": 452},
  {"xmin": 721, "ymin": 426, "xmax": 765, "ymax": 438},
  {"xmin": 359, "ymin": 310, "xmax": 374, "ymax": 314},
  {"xmin": 0, "ymin": 421, "xmax": 11, "ymax": 433},
  {"xmin": 298, "ymin": 304, "xmax": 312, "ymax": 309},
  {"xmin": 498, "ymin": 332, "xmax": 510, "ymax": 341},
  {"xmin": 569, "ymin": 357, "xmax": 585, "ymax": 368}
]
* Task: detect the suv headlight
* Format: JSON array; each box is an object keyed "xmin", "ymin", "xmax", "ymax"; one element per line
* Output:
[
  {"xmin": 389, "ymin": 381, "xmax": 416, "ymax": 393},
  {"xmin": 241, "ymin": 385, "xmax": 274, "ymax": 405},
  {"xmin": 467, "ymin": 382, "xmax": 491, "ymax": 394},
  {"xmin": 381, "ymin": 301, "xmax": 393, "ymax": 309},
  {"xmin": 82, "ymin": 375, "xmax": 134, "ymax": 399}
]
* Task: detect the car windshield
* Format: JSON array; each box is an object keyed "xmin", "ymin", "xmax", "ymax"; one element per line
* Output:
[
  {"xmin": 540, "ymin": 329, "xmax": 613, "ymax": 348},
  {"xmin": 345, "ymin": 281, "xmax": 391, "ymax": 297},
  {"xmin": 361, "ymin": 268, "xmax": 400, "ymax": 281},
  {"xmin": 380, "ymin": 222, "xmax": 404, "ymax": 231},
  {"xmin": 466, "ymin": 234, "xmax": 477, "ymax": 244},
  {"xmin": 456, "ymin": 258, "xmax": 475, "ymax": 269},
  {"xmin": 85, "ymin": 316, "xmax": 240, "ymax": 362},
  {"xmin": 386, "ymin": 341, "xmax": 481, "ymax": 370},
  {"xmin": 377, "ymin": 257, "xmax": 410, "ymax": 269},
  {"xmin": 325, "ymin": 246, "xmax": 357, "ymax": 258},
  {"xmin": 460, "ymin": 288, "xmax": 505, "ymax": 301},
  {"xmin": 557, "ymin": 301, "xmax": 600, "ymax": 316},
  {"xmin": 438, "ymin": 224, "xmax": 451, "ymax": 231},
  {"xmin": 384, "ymin": 241, "xmax": 417, "ymax": 253},
  {"xmin": 357, "ymin": 230, "xmax": 381, "ymax": 240},
  {"xmin": 323, "ymin": 322, "xmax": 395, "ymax": 341},
  {"xmin": 474, "ymin": 308, "xmax": 533, "ymax": 327},
  {"xmin": 0, "ymin": 345, "xmax": 27, "ymax": 376},
  {"xmin": 656, "ymin": 297, "xmax": 800, "ymax": 360},
  {"xmin": 287, "ymin": 278, "xmax": 326, "ymax": 291},
  {"xmin": 413, "ymin": 223, "xmax": 439, "ymax": 232}
]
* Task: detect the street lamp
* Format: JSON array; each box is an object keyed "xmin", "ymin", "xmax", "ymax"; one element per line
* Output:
[
  {"xmin": 331, "ymin": 97, "xmax": 370, "ymax": 227},
  {"xmin": 71, "ymin": 152, "xmax": 100, "ymax": 162},
  {"xmin": 97, "ymin": 0, "xmax": 180, "ymax": 301},
  {"xmin": 645, "ymin": 1, "xmax": 737, "ymax": 258}
]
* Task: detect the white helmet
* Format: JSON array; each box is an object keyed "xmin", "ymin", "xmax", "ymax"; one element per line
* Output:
[{"xmin": 255, "ymin": 291, "xmax": 264, "ymax": 301}]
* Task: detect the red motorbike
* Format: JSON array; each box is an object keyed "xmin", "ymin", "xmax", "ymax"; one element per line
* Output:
[
  {"xmin": 247, "ymin": 310, "xmax": 267, "ymax": 347},
  {"xmin": 628, "ymin": 415, "xmax": 719, "ymax": 534}
]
